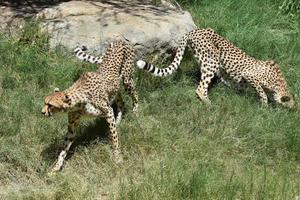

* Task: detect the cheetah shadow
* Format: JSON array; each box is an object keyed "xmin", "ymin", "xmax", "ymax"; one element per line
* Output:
[{"xmin": 40, "ymin": 117, "xmax": 110, "ymax": 165}]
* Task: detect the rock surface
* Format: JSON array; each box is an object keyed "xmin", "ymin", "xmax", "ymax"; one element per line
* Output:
[
  {"xmin": 37, "ymin": 0, "xmax": 196, "ymax": 56},
  {"xmin": 0, "ymin": 6, "xmax": 25, "ymax": 32},
  {"xmin": 1, "ymin": 0, "xmax": 196, "ymax": 57}
]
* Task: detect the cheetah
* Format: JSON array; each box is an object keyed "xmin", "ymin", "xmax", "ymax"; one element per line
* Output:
[
  {"xmin": 137, "ymin": 28, "xmax": 295, "ymax": 108},
  {"xmin": 42, "ymin": 41, "xmax": 138, "ymax": 172}
]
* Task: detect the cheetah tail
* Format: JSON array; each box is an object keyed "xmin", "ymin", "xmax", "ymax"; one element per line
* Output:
[
  {"xmin": 73, "ymin": 46, "xmax": 103, "ymax": 64},
  {"xmin": 136, "ymin": 35, "xmax": 189, "ymax": 77}
]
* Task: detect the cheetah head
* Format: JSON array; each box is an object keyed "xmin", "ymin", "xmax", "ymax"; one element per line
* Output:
[
  {"xmin": 277, "ymin": 94, "xmax": 295, "ymax": 109},
  {"xmin": 274, "ymin": 86, "xmax": 295, "ymax": 109},
  {"xmin": 42, "ymin": 88, "xmax": 71, "ymax": 116},
  {"xmin": 265, "ymin": 60, "xmax": 296, "ymax": 109}
]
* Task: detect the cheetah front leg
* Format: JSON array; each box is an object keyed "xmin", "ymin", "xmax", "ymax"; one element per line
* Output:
[
  {"xmin": 217, "ymin": 69, "xmax": 237, "ymax": 88},
  {"xmin": 220, "ymin": 75, "xmax": 247, "ymax": 92},
  {"xmin": 247, "ymin": 79, "xmax": 268, "ymax": 105},
  {"xmin": 50, "ymin": 112, "xmax": 81, "ymax": 173}
]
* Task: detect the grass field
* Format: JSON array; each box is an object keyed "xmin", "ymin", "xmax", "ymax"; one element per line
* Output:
[{"xmin": 1, "ymin": 0, "xmax": 300, "ymax": 199}]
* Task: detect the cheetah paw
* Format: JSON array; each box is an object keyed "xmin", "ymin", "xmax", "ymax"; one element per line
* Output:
[
  {"xmin": 48, "ymin": 160, "xmax": 64, "ymax": 175},
  {"xmin": 132, "ymin": 107, "xmax": 139, "ymax": 117},
  {"xmin": 112, "ymin": 151, "xmax": 123, "ymax": 164},
  {"xmin": 196, "ymin": 93, "xmax": 211, "ymax": 105}
]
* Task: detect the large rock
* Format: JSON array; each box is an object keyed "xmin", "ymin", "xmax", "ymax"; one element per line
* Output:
[
  {"xmin": 0, "ymin": 6, "xmax": 25, "ymax": 32},
  {"xmin": 36, "ymin": 0, "xmax": 196, "ymax": 56}
]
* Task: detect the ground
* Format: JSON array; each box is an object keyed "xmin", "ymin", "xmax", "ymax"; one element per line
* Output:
[{"xmin": 0, "ymin": 0, "xmax": 300, "ymax": 199}]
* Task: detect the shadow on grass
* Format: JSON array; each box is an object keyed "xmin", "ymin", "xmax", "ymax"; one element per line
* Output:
[{"xmin": 40, "ymin": 118, "xmax": 109, "ymax": 165}]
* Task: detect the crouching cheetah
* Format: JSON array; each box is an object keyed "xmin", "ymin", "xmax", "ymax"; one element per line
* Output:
[
  {"xmin": 137, "ymin": 28, "xmax": 295, "ymax": 108},
  {"xmin": 42, "ymin": 41, "xmax": 138, "ymax": 172}
]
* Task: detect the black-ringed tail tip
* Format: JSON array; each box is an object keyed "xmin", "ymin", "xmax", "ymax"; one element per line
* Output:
[
  {"xmin": 136, "ymin": 59, "xmax": 178, "ymax": 77},
  {"xmin": 73, "ymin": 45, "xmax": 103, "ymax": 64},
  {"xmin": 73, "ymin": 45, "xmax": 87, "ymax": 53},
  {"xmin": 136, "ymin": 60, "xmax": 158, "ymax": 75}
]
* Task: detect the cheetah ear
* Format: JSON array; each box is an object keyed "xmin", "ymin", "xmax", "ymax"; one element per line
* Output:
[
  {"xmin": 269, "ymin": 60, "xmax": 276, "ymax": 65},
  {"xmin": 54, "ymin": 88, "xmax": 60, "ymax": 92},
  {"xmin": 281, "ymin": 96, "xmax": 291, "ymax": 102}
]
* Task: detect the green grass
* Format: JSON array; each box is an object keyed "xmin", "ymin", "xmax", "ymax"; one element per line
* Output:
[{"xmin": 1, "ymin": 0, "xmax": 300, "ymax": 199}]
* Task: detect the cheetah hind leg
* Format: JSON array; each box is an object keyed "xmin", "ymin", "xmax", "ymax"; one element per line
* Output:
[
  {"xmin": 121, "ymin": 52, "xmax": 138, "ymax": 115},
  {"xmin": 196, "ymin": 62, "xmax": 218, "ymax": 105},
  {"xmin": 115, "ymin": 92, "xmax": 124, "ymax": 125},
  {"xmin": 194, "ymin": 46, "xmax": 220, "ymax": 105},
  {"xmin": 101, "ymin": 104, "xmax": 123, "ymax": 164},
  {"xmin": 123, "ymin": 78, "xmax": 138, "ymax": 115}
]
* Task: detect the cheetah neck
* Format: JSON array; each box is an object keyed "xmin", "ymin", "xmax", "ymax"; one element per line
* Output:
[{"xmin": 63, "ymin": 89, "xmax": 88, "ymax": 109}]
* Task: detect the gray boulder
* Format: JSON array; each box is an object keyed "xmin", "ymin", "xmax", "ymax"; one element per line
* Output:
[{"xmin": 36, "ymin": 0, "xmax": 196, "ymax": 57}]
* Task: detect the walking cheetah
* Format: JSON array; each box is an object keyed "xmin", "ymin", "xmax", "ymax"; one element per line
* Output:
[
  {"xmin": 137, "ymin": 28, "xmax": 295, "ymax": 108},
  {"xmin": 42, "ymin": 41, "xmax": 138, "ymax": 172}
]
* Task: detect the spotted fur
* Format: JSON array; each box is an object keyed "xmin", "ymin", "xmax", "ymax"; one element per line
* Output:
[
  {"xmin": 137, "ymin": 28, "xmax": 295, "ymax": 108},
  {"xmin": 42, "ymin": 41, "xmax": 138, "ymax": 172}
]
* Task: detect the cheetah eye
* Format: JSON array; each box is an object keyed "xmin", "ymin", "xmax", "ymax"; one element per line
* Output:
[{"xmin": 64, "ymin": 95, "xmax": 71, "ymax": 103}]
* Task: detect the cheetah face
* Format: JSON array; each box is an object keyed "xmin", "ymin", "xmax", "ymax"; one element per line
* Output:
[{"xmin": 42, "ymin": 91, "xmax": 70, "ymax": 117}]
